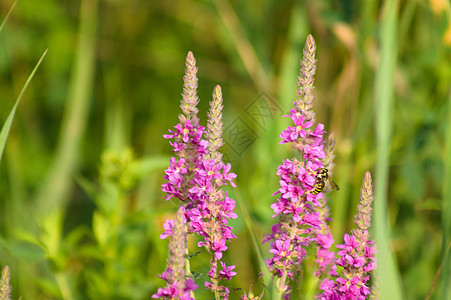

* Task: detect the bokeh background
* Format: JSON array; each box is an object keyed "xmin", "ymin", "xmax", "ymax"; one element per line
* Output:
[{"xmin": 0, "ymin": 0, "xmax": 450, "ymax": 299}]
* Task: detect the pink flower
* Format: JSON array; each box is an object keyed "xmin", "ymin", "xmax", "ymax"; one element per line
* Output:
[
  {"xmin": 269, "ymin": 239, "xmax": 292, "ymax": 261},
  {"xmin": 160, "ymin": 220, "xmax": 175, "ymax": 239},
  {"xmin": 219, "ymin": 262, "xmax": 237, "ymax": 280},
  {"xmin": 221, "ymin": 163, "xmax": 237, "ymax": 187},
  {"xmin": 280, "ymin": 110, "xmax": 313, "ymax": 143}
]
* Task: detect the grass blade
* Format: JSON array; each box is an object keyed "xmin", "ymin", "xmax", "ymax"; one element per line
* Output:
[
  {"xmin": 0, "ymin": 1, "xmax": 16, "ymax": 34},
  {"xmin": 212, "ymin": 0, "xmax": 270, "ymax": 91},
  {"xmin": 0, "ymin": 49, "xmax": 48, "ymax": 163},
  {"xmin": 373, "ymin": 0, "xmax": 403, "ymax": 299},
  {"xmin": 440, "ymin": 88, "xmax": 451, "ymax": 299},
  {"xmin": 234, "ymin": 188, "xmax": 275, "ymax": 299},
  {"xmin": 35, "ymin": 0, "xmax": 98, "ymax": 214}
]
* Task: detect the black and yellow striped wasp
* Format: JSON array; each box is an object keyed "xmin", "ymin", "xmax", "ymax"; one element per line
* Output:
[{"xmin": 312, "ymin": 168, "xmax": 339, "ymax": 194}]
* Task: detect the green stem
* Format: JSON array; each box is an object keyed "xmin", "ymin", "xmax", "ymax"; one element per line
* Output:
[
  {"xmin": 185, "ymin": 231, "xmax": 195, "ymax": 299},
  {"xmin": 55, "ymin": 272, "xmax": 73, "ymax": 300}
]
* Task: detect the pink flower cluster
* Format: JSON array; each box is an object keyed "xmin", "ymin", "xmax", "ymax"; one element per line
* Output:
[
  {"xmin": 152, "ymin": 276, "xmax": 198, "ymax": 300},
  {"xmin": 264, "ymin": 106, "xmax": 336, "ymax": 294},
  {"xmin": 155, "ymin": 38, "xmax": 379, "ymax": 300},
  {"xmin": 161, "ymin": 118, "xmax": 207, "ymax": 201},
  {"xmin": 263, "ymin": 34, "xmax": 338, "ymax": 297},
  {"xmin": 161, "ymin": 108, "xmax": 238, "ymax": 298},
  {"xmin": 319, "ymin": 234, "xmax": 376, "ymax": 299},
  {"xmin": 153, "ymin": 207, "xmax": 198, "ymax": 300},
  {"xmin": 165, "ymin": 123, "xmax": 237, "ymax": 293},
  {"xmin": 318, "ymin": 171, "xmax": 377, "ymax": 299},
  {"xmin": 158, "ymin": 52, "xmax": 238, "ymax": 300}
]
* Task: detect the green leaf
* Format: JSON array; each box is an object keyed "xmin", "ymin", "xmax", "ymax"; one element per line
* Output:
[
  {"xmin": 133, "ymin": 156, "xmax": 171, "ymax": 177},
  {"xmin": 32, "ymin": 276, "xmax": 61, "ymax": 298},
  {"xmin": 64, "ymin": 226, "xmax": 90, "ymax": 249},
  {"xmin": 1, "ymin": 240, "xmax": 45, "ymax": 262},
  {"xmin": 77, "ymin": 244, "xmax": 104, "ymax": 260},
  {"xmin": 75, "ymin": 174, "xmax": 99, "ymax": 200},
  {"xmin": 12, "ymin": 229, "xmax": 43, "ymax": 247},
  {"xmin": 93, "ymin": 211, "xmax": 110, "ymax": 248},
  {"xmin": 39, "ymin": 210, "xmax": 63, "ymax": 257}
]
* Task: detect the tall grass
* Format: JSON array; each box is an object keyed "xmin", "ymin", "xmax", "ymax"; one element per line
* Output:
[
  {"xmin": 441, "ymin": 88, "xmax": 451, "ymax": 299},
  {"xmin": 35, "ymin": 0, "xmax": 98, "ymax": 215},
  {"xmin": 373, "ymin": 0, "xmax": 402, "ymax": 299}
]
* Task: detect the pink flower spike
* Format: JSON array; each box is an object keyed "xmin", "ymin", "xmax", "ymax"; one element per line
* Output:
[{"xmin": 160, "ymin": 53, "xmax": 238, "ymax": 299}]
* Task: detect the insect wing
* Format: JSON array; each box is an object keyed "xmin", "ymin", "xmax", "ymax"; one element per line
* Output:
[{"xmin": 328, "ymin": 179, "xmax": 340, "ymax": 191}]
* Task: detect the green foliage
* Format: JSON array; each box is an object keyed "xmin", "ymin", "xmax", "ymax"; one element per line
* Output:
[{"xmin": 0, "ymin": 0, "xmax": 450, "ymax": 299}]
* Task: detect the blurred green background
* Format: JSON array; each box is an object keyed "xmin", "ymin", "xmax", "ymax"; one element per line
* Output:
[{"xmin": 0, "ymin": 0, "xmax": 450, "ymax": 299}]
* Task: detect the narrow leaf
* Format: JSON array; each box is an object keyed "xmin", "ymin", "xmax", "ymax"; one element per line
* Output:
[
  {"xmin": 0, "ymin": 49, "xmax": 48, "ymax": 163},
  {"xmin": 373, "ymin": 0, "xmax": 403, "ymax": 299},
  {"xmin": 0, "ymin": 0, "xmax": 16, "ymax": 34}
]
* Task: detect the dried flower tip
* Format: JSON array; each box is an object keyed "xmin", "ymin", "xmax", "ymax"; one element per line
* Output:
[
  {"xmin": 0, "ymin": 266, "xmax": 11, "ymax": 300},
  {"xmin": 360, "ymin": 171, "xmax": 374, "ymax": 207},
  {"xmin": 295, "ymin": 34, "xmax": 317, "ymax": 122},
  {"xmin": 181, "ymin": 51, "xmax": 200, "ymax": 120},
  {"xmin": 326, "ymin": 132, "xmax": 335, "ymax": 152},
  {"xmin": 353, "ymin": 171, "xmax": 374, "ymax": 232},
  {"xmin": 305, "ymin": 34, "xmax": 316, "ymax": 57},
  {"xmin": 205, "ymin": 85, "xmax": 224, "ymax": 162}
]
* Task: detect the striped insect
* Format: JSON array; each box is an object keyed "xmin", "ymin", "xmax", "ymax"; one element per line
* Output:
[{"xmin": 311, "ymin": 168, "xmax": 339, "ymax": 194}]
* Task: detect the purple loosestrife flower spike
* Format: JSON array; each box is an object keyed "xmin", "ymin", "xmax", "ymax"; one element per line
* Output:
[
  {"xmin": 0, "ymin": 266, "xmax": 12, "ymax": 300},
  {"xmin": 162, "ymin": 52, "xmax": 207, "ymax": 202},
  {"xmin": 313, "ymin": 133, "xmax": 337, "ymax": 278},
  {"xmin": 190, "ymin": 85, "xmax": 237, "ymax": 299},
  {"xmin": 265, "ymin": 35, "xmax": 336, "ymax": 297},
  {"xmin": 318, "ymin": 171, "xmax": 377, "ymax": 300},
  {"xmin": 153, "ymin": 207, "xmax": 198, "ymax": 299},
  {"xmin": 162, "ymin": 53, "xmax": 237, "ymax": 300}
]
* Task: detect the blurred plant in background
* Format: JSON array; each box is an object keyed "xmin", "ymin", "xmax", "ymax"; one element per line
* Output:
[
  {"xmin": 0, "ymin": 0, "xmax": 450, "ymax": 299},
  {"xmin": 0, "ymin": 265, "xmax": 12, "ymax": 299}
]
